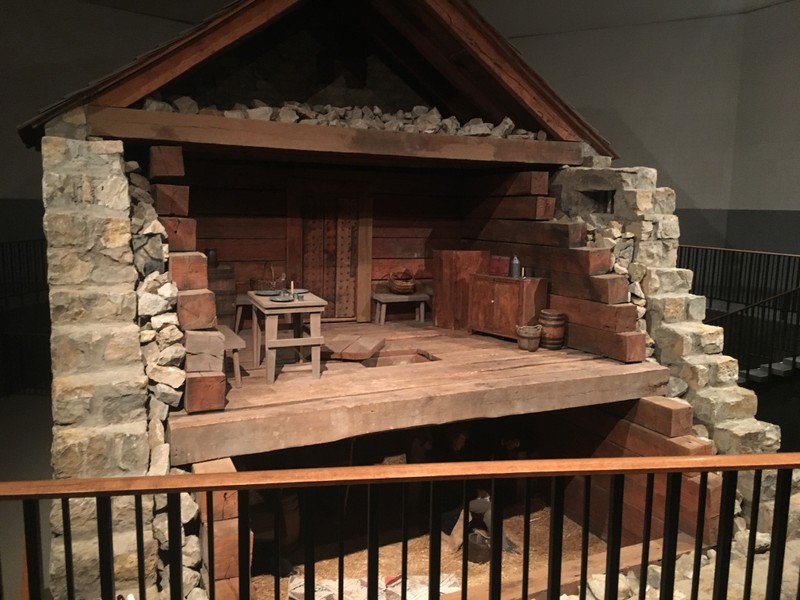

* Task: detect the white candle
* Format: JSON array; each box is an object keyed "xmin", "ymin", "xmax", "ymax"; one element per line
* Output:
[{"xmin": 290, "ymin": 280, "xmax": 294, "ymax": 293}]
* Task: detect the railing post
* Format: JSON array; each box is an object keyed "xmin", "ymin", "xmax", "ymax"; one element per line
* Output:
[
  {"xmin": 22, "ymin": 499, "xmax": 44, "ymax": 600},
  {"xmin": 547, "ymin": 477, "xmax": 565, "ymax": 600},
  {"xmin": 167, "ymin": 492, "xmax": 183, "ymax": 600},
  {"xmin": 301, "ymin": 488, "xmax": 315, "ymax": 599},
  {"xmin": 460, "ymin": 481, "xmax": 469, "ymax": 600},
  {"xmin": 402, "ymin": 484, "xmax": 410, "ymax": 600},
  {"xmin": 605, "ymin": 474, "xmax": 624, "ymax": 600},
  {"xmin": 579, "ymin": 476, "xmax": 591, "ymax": 600},
  {"xmin": 367, "ymin": 484, "xmax": 379, "ymax": 600},
  {"xmin": 96, "ymin": 496, "xmax": 116, "ymax": 600},
  {"xmin": 489, "ymin": 479, "xmax": 503, "ymax": 600},
  {"xmin": 713, "ymin": 471, "xmax": 738, "ymax": 600},
  {"xmin": 238, "ymin": 489, "xmax": 250, "ymax": 600},
  {"xmin": 428, "ymin": 482, "xmax": 442, "ymax": 600},
  {"xmin": 134, "ymin": 495, "xmax": 147, "ymax": 600},
  {"xmin": 338, "ymin": 486, "xmax": 347, "ymax": 600},
  {"xmin": 743, "ymin": 470, "xmax": 762, "ymax": 600},
  {"xmin": 61, "ymin": 498, "xmax": 76, "ymax": 600},
  {"xmin": 660, "ymin": 472, "xmax": 682, "ymax": 600},
  {"xmin": 639, "ymin": 473, "xmax": 654, "ymax": 600},
  {"xmin": 522, "ymin": 478, "xmax": 532, "ymax": 600},
  {"xmin": 691, "ymin": 472, "xmax": 708, "ymax": 600},
  {"xmin": 765, "ymin": 469, "xmax": 793, "ymax": 600}
]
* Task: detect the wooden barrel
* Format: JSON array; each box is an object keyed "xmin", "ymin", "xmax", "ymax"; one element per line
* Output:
[
  {"xmin": 208, "ymin": 264, "xmax": 236, "ymax": 328},
  {"xmin": 539, "ymin": 310, "xmax": 566, "ymax": 350}
]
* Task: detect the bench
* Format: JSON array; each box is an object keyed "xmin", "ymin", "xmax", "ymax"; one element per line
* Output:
[
  {"xmin": 372, "ymin": 292, "xmax": 430, "ymax": 325},
  {"xmin": 217, "ymin": 324, "xmax": 246, "ymax": 388}
]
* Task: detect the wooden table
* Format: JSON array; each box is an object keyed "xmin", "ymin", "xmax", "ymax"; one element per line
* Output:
[{"xmin": 248, "ymin": 291, "xmax": 327, "ymax": 383}]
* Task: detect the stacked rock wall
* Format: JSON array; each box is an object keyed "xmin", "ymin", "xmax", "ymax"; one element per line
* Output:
[
  {"xmin": 551, "ymin": 159, "xmax": 784, "ymax": 518},
  {"xmin": 551, "ymin": 160, "xmax": 780, "ymax": 455},
  {"xmin": 42, "ymin": 136, "xmax": 156, "ymax": 598},
  {"xmin": 41, "ymin": 114, "xmax": 204, "ymax": 596}
]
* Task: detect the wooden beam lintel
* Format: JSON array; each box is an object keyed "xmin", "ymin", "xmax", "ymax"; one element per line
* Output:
[{"xmin": 86, "ymin": 105, "xmax": 583, "ymax": 167}]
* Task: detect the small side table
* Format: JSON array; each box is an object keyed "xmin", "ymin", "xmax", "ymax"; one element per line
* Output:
[
  {"xmin": 248, "ymin": 292, "xmax": 327, "ymax": 383},
  {"xmin": 372, "ymin": 292, "xmax": 430, "ymax": 325}
]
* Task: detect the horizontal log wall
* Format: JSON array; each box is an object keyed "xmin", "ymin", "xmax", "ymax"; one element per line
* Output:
[{"xmin": 184, "ymin": 158, "xmax": 288, "ymax": 289}]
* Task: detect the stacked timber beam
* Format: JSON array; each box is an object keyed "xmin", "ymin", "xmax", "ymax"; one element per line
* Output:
[
  {"xmin": 152, "ymin": 145, "xmax": 229, "ymax": 414},
  {"xmin": 462, "ymin": 170, "xmax": 644, "ymax": 363},
  {"xmin": 193, "ymin": 459, "xmax": 254, "ymax": 600},
  {"xmin": 535, "ymin": 396, "xmax": 720, "ymax": 546}
]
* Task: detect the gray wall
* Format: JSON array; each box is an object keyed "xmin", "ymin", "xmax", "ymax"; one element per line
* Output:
[
  {"xmin": 2, "ymin": 1, "xmax": 798, "ymax": 251},
  {"xmin": 0, "ymin": 0, "xmax": 189, "ymax": 241},
  {"xmin": 473, "ymin": 0, "xmax": 799, "ymax": 252}
]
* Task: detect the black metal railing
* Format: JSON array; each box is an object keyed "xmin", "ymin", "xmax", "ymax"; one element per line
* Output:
[
  {"xmin": 0, "ymin": 239, "xmax": 51, "ymax": 396},
  {"xmin": 678, "ymin": 245, "xmax": 800, "ymax": 314},
  {"xmin": 0, "ymin": 239, "xmax": 48, "ymax": 309},
  {"xmin": 708, "ymin": 285, "xmax": 800, "ymax": 381},
  {"xmin": 2, "ymin": 454, "xmax": 799, "ymax": 600}
]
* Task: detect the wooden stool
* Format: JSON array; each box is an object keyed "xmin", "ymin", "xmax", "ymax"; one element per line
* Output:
[
  {"xmin": 218, "ymin": 325, "xmax": 246, "ymax": 387},
  {"xmin": 372, "ymin": 292, "xmax": 430, "ymax": 325}
]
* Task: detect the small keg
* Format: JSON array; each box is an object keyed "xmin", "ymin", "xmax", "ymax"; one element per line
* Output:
[{"xmin": 539, "ymin": 309, "xmax": 566, "ymax": 350}]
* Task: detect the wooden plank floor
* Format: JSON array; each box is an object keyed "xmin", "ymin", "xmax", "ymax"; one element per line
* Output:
[{"xmin": 167, "ymin": 321, "xmax": 669, "ymax": 465}]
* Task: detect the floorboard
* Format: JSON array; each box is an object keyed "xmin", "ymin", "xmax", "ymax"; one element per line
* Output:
[{"xmin": 167, "ymin": 321, "xmax": 669, "ymax": 464}]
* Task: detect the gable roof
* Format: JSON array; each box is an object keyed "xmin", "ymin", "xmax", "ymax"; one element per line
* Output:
[{"xmin": 18, "ymin": 0, "xmax": 615, "ymax": 158}]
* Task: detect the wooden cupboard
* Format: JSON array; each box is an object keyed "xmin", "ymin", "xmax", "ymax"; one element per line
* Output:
[{"xmin": 468, "ymin": 274, "xmax": 548, "ymax": 339}]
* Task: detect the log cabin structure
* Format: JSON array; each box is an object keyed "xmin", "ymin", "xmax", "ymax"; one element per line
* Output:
[{"xmin": 18, "ymin": 0, "xmax": 779, "ymax": 597}]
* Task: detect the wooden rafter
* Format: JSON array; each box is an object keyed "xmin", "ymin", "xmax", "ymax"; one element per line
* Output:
[{"xmin": 19, "ymin": 0, "xmax": 615, "ymax": 158}]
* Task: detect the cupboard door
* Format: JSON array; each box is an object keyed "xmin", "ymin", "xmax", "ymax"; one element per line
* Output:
[
  {"xmin": 492, "ymin": 279, "xmax": 521, "ymax": 337},
  {"xmin": 469, "ymin": 275, "xmax": 495, "ymax": 333}
]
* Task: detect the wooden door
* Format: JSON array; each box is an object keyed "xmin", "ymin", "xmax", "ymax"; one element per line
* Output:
[
  {"xmin": 302, "ymin": 197, "xmax": 358, "ymax": 319},
  {"xmin": 287, "ymin": 179, "xmax": 372, "ymax": 321}
]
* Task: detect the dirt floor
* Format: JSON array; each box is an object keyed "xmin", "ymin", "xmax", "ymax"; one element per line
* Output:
[{"xmin": 251, "ymin": 503, "xmax": 605, "ymax": 599}]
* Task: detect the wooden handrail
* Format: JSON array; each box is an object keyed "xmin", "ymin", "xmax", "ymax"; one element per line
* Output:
[{"xmin": 1, "ymin": 453, "xmax": 799, "ymax": 500}]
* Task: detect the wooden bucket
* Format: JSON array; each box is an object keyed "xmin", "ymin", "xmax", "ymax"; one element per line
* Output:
[
  {"xmin": 539, "ymin": 310, "xmax": 566, "ymax": 350},
  {"xmin": 515, "ymin": 324, "xmax": 542, "ymax": 352}
]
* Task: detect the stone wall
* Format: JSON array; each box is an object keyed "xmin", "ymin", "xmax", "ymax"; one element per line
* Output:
[
  {"xmin": 42, "ymin": 135, "xmax": 155, "ymax": 598},
  {"xmin": 551, "ymin": 157, "xmax": 787, "ymax": 522}
]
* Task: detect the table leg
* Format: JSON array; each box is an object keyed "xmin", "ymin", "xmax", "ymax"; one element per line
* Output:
[
  {"xmin": 264, "ymin": 314, "xmax": 279, "ymax": 384},
  {"xmin": 293, "ymin": 314, "xmax": 306, "ymax": 363},
  {"xmin": 310, "ymin": 312, "xmax": 322, "ymax": 378},
  {"xmin": 419, "ymin": 301, "xmax": 425, "ymax": 323},
  {"xmin": 252, "ymin": 310, "xmax": 260, "ymax": 366},
  {"xmin": 311, "ymin": 346, "xmax": 321, "ymax": 378},
  {"xmin": 373, "ymin": 300, "xmax": 380, "ymax": 324},
  {"xmin": 380, "ymin": 303, "xmax": 387, "ymax": 325}
]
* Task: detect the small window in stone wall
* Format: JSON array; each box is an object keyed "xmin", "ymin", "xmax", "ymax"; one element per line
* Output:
[{"xmin": 581, "ymin": 190, "xmax": 615, "ymax": 214}]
